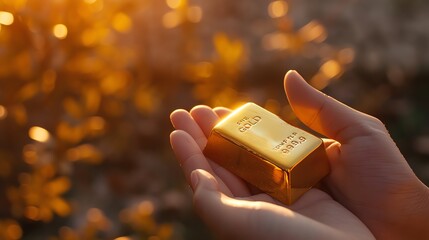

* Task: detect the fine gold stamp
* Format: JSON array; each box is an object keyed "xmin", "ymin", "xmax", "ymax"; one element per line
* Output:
[{"xmin": 204, "ymin": 102, "xmax": 330, "ymax": 204}]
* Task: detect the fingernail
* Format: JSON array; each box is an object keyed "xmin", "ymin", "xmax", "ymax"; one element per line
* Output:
[{"xmin": 190, "ymin": 170, "xmax": 199, "ymax": 191}]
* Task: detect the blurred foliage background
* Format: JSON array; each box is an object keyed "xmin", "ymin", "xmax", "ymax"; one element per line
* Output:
[{"xmin": 1, "ymin": 0, "xmax": 429, "ymax": 239}]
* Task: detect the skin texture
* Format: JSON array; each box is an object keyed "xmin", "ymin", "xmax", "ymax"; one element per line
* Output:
[{"xmin": 170, "ymin": 70, "xmax": 429, "ymax": 239}]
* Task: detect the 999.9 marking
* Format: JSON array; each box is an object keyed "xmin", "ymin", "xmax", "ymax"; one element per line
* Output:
[
  {"xmin": 272, "ymin": 132, "xmax": 307, "ymax": 154},
  {"xmin": 280, "ymin": 136, "xmax": 306, "ymax": 154}
]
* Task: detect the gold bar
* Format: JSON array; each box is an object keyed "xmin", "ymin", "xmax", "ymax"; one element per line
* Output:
[{"xmin": 203, "ymin": 102, "xmax": 330, "ymax": 204}]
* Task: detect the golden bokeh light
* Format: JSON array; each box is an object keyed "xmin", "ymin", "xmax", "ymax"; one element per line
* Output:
[
  {"xmin": 268, "ymin": 1, "xmax": 288, "ymax": 18},
  {"xmin": 299, "ymin": 21, "xmax": 327, "ymax": 43},
  {"xmin": 29, "ymin": 126, "xmax": 50, "ymax": 142},
  {"xmin": 187, "ymin": 6, "xmax": 203, "ymax": 23},
  {"xmin": 162, "ymin": 11, "xmax": 181, "ymax": 29},
  {"xmin": 87, "ymin": 208, "xmax": 103, "ymax": 222},
  {"xmin": 310, "ymin": 73, "xmax": 331, "ymax": 90},
  {"xmin": 25, "ymin": 206, "xmax": 40, "ymax": 220},
  {"xmin": 138, "ymin": 201, "xmax": 154, "ymax": 216},
  {"xmin": 114, "ymin": 237, "xmax": 131, "ymax": 240},
  {"xmin": 86, "ymin": 116, "xmax": 105, "ymax": 131},
  {"xmin": 66, "ymin": 144, "xmax": 102, "ymax": 164},
  {"xmin": 0, "ymin": 105, "xmax": 7, "ymax": 120},
  {"xmin": 84, "ymin": 0, "xmax": 97, "ymax": 4},
  {"xmin": 58, "ymin": 227, "xmax": 78, "ymax": 239},
  {"xmin": 262, "ymin": 32, "xmax": 289, "ymax": 50},
  {"xmin": 23, "ymin": 144, "xmax": 38, "ymax": 165},
  {"xmin": 41, "ymin": 70, "xmax": 56, "ymax": 93},
  {"xmin": 0, "ymin": 11, "xmax": 14, "ymax": 26},
  {"xmin": 187, "ymin": 62, "xmax": 214, "ymax": 79},
  {"xmin": 166, "ymin": 0, "xmax": 185, "ymax": 9},
  {"xmin": 81, "ymin": 27, "xmax": 109, "ymax": 46},
  {"xmin": 321, "ymin": 59, "xmax": 342, "ymax": 78},
  {"xmin": 52, "ymin": 24, "xmax": 68, "ymax": 39},
  {"xmin": 5, "ymin": 222, "xmax": 22, "ymax": 240},
  {"xmin": 310, "ymin": 59, "xmax": 343, "ymax": 90},
  {"xmin": 8, "ymin": 0, "xmax": 27, "ymax": 10},
  {"xmin": 338, "ymin": 48, "xmax": 356, "ymax": 64},
  {"xmin": 112, "ymin": 12, "xmax": 132, "ymax": 33},
  {"xmin": 86, "ymin": 208, "xmax": 111, "ymax": 230}
]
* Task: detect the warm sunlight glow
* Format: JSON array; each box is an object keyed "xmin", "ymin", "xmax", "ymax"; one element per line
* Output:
[
  {"xmin": 138, "ymin": 201, "xmax": 154, "ymax": 215},
  {"xmin": 29, "ymin": 126, "xmax": 50, "ymax": 142},
  {"xmin": 0, "ymin": 11, "xmax": 14, "ymax": 26},
  {"xmin": 268, "ymin": 1, "xmax": 288, "ymax": 18},
  {"xmin": 112, "ymin": 12, "xmax": 132, "ymax": 33},
  {"xmin": 87, "ymin": 208, "xmax": 104, "ymax": 223},
  {"xmin": 5, "ymin": 223, "xmax": 22, "ymax": 240},
  {"xmin": 310, "ymin": 73, "xmax": 330, "ymax": 90},
  {"xmin": 262, "ymin": 32, "xmax": 289, "ymax": 50},
  {"xmin": 0, "ymin": 105, "xmax": 7, "ymax": 120},
  {"xmin": 321, "ymin": 60, "xmax": 342, "ymax": 78},
  {"xmin": 163, "ymin": 11, "xmax": 181, "ymax": 28},
  {"xmin": 299, "ymin": 21, "xmax": 327, "ymax": 43},
  {"xmin": 114, "ymin": 237, "xmax": 131, "ymax": 240},
  {"xmin": 53, "ymin": 24, "xmax": 68, "ymax": 39},
  {"xmin": 166, "ymin": 0, "xmax": 185, "ymax": 9},
  {"xmin": 187, "ymin": 6, "xmax": 202, "ymax": 23},
  {"xmin": 338, "ymin": 48, "xmax": 355, "ymax": 64}
]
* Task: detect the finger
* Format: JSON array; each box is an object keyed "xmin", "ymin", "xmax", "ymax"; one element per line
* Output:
[
  {"xmin": 190, "ymin": 105, "xmax": 219, "ymax": 137},
  {"xmin": 209, "ymin": 161, "xmax": 251, "ymax": 197},
  {"xmin": 170, "ymin": 109, "xmax": 207, "ymax": 149},
  {"xmin": 213, "ymin": 107, "xmax": 231, "ymax": 118},
  {"xmin": 191, "ymin": 106, "xmax": 251, "ymax": 197},
  {"xmin": 322, "ymin": 138, "xmax": 341, "ymax": 165},
  {"xmin": 191, "ymin": 169, "xmax": 344, "ymax": 240},
  {"xmin": 284, "ymin": 70, "xmax": 387, "ymax": 143},
  {"xmin": 170, "ymin": 130, "xmax": 233, "ymax": 196}
]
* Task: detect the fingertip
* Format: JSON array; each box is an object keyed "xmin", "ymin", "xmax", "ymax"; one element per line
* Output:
[
  {"xmin": 284, "ymin": 70, "xmax": 300, "ymax": 83},
  {"xmin": 169, "ymin": 130, "xmax": 191, "ymax": 149},
  {"xmin": 170, "ymin": 109, "xmax": 190, "ymax": 129},
  {"xmin": 284, "ymin": 70, "xmax": 312, "ymax": 97},
  {"xmin": 285, "ymin": 69, "xmax": 299, "ymax": 79},
  {"xmin": 190, "ymin": 105, "xmax": 213, "ymax": 114},
  {"xmin": 170, "ymin": 129, "xmax": 184, "ymax": 141},
  {"xmin": 189, "ymin": 105, "xmax": 219, "ymax": 137},
  {"xmin": 170, "ymin": 109, "xmax": 188, "ymax": 119},
  {"xmin": 189, "ymin": 105, "xmax": 216, "ymax": 120},
  {"xmin": 192, "ymin": 169, "xmax": 218, "ymax": 191},
  {"xmin": 213, "ymin": 107, "xmax": 231, "ymax": 118},
  {"xmin": 190, "ymin": 170, "xmax": 200, "ymax": 191},
  {"xmin": 169, "ymin": 129, "xmax": 178, "ymax": 139}
]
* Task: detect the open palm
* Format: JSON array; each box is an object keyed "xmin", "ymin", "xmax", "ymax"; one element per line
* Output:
[{"xmin": 170, "ymin": 105, "xmax": 374, "ymax": 239}]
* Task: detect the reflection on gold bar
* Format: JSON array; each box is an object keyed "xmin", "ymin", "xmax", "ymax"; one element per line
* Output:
[{"xmin": 204, "ymin": 102, "xmax": 330, "ymax": 205}]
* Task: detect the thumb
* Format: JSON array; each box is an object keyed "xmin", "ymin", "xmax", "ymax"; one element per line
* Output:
[
  {"xmin": 284, "ymin": 70, "xmax": 387, "ymax": 143},
  {"xmin": 190, "ymin": 169, "xmax": 342, "ymax": 240},
  {"xmin": 191, "ymin": 169, "xmax": 268, "ymax": 239}
]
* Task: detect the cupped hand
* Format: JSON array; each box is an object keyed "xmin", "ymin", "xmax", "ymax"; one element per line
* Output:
[
  {"xmin": 283, "ymin": 71, "xmax": 429, "ymax": 239},
  {"xmin": 170, "ymin": 70, "xmax": 429, "ymax": 239},
  {"xmin": 170, "ymin": 103, "xmax": 374, "ymax": 239}
]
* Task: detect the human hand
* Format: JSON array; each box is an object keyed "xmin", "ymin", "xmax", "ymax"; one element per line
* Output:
[
  {"xmin": 170, "ymin": 70, "xmax": 429, "ymax": 239},
  {"xmin": 283, "ymin": 71, "xmax": 429, "ymax": 239},
  {"xmin": 169, "ymin": 83, "xmax": 374, "ymax": 238}
]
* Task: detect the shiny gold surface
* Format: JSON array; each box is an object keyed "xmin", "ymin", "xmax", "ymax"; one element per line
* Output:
[{"xmin": 203, "ymin": 102, "xmax": 330, "ymax": 204}]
